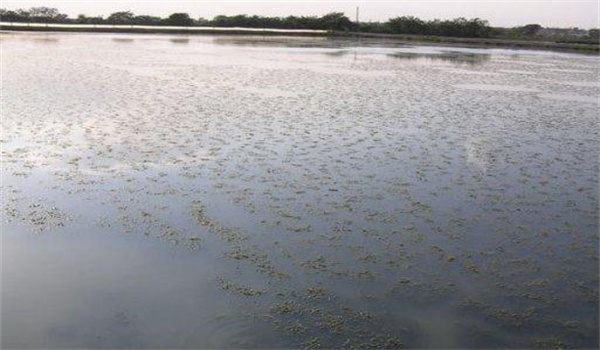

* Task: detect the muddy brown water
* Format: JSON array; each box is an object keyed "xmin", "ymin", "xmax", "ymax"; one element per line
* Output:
[{"xmin": 2, "ymin": 32, "xmax": 599, "ymax": 349}]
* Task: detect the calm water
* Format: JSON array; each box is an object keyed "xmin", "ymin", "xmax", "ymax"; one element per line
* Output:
[{"xmin": 1, "ymin": 32, "xmax": 599, "ymax": 349}]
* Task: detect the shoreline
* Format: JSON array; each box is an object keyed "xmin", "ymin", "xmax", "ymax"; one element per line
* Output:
[
  {"xmin": 1, "ymin": 22, "xmax": 598, "ymax": 54},
  {"xmin": 333, "ymin": 31, "xmax": 599, "ymax": 54},
  {"xmin": 0, "ymin": 22, "xmax": 328, "ymax": 37}
]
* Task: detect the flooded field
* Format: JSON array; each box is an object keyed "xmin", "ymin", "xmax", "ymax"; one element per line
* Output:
[{"xmin": 1, "ymin": 32, "xmax": 599, "ymax": 349}]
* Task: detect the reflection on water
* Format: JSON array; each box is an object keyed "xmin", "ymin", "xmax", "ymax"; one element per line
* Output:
[
  {"xmin": 2, "ymin": 32, "xmax": 599, "ymax": 349},
  {"xmin": 211, "ymin": 36, "xmax": 412, "ymax": 49},
  {"xmin": 212, "ymin": 35, "xmax": 333, "ymax": 48},
  {"xmin": 454, "ymin": 84, "xmax": 541, "ymax": 92},
  {"xmin": 33, "ymin": 36, "xmax": 60, "ymax": 43},
  {"xmin": 538, "ymin": 93, "xmax": 599, "ymax": 104},
  {"xmin": 388, "ymin": 50, "xmax": 491, "ymax": 65},
  {"xmin": 170, "ymin": 38, "xmax": 189, "ymax": 44},
  {"xmin": 112, "ymin": 38, "xmax": 135, "ymax": 43},
  {"xmin": 2, "ymin": 227, "xmax": 283, "ymax": 349},
  {"xmin": 322, "ymin": 49, "xmax": 350, "ymax": 57}
]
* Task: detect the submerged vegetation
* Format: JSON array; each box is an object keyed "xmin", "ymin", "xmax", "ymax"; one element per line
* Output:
[
  {"xmin": 2, "ymin": 26, "xmax": 599, "ymax": 350},
  {"xmin": 1, "ymin": 6, "xmax": 598, "ymax": 43}
]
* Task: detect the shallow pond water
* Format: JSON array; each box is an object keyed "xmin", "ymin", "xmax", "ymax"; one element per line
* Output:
[{"xmin": 2, "ymin": 32, "xmax": 599, "ymax": 349}]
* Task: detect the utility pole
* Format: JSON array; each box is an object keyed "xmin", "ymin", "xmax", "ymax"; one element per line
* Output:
[{"xmin": 354, "ymin": 6, "xmax": 360, "ymax": 58}]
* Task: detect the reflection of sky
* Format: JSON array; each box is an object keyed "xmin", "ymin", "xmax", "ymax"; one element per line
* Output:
[
  {"xmin": 464, "ymin": 139, "xmax": 489, "ymax": 172},
  {"xmin": 3, "ymin": 226, "xmax": 280, "ymax": 349}
]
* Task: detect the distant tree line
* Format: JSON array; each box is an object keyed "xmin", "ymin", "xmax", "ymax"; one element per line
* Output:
[
  {"xmin": 0, "ymin": 8, "xmax": 354, "ymax": 30},
  {"xmin": 1, "ymin": 7, "xmax": 68, "ymax": 23},
  {"xmin": 208, "ymin": 12, "xmax": 354, "ymax": 31},
  {"xmin": 1, "ymin": 7, "xmax": 598, "ymax": 41},
  {"xmin": 358, "ymin": 16, "xmax": 492, "ymax": 37},
  {"xmin": 0, "ymin": 8, "xmax": 197, "ymax": 26}
]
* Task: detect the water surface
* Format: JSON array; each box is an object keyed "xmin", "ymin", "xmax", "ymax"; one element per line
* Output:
[{"xmin": 2, "ymin": 32, "xmax": 599, "ymax": 349}]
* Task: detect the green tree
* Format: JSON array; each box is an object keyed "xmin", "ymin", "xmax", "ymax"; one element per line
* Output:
[
  {"xmin": 319, "ymin": 12, "xmax": 353, "ymax": 31},
  {"xmin": 426, "ymin": 17, "xmax": 491, "ymax": 38},
  {"xmin": 27, "ymin": 7, "xmax": 67, "ymax": 23},
  {"xmin": 387, "ymin": 16, "xmax": 427, "ymax": 35},
  {"xmin": 134, "ymin": 15, "xmax": 163, "ymax": 25},
  {"xmin": 520, "ymin": 24, "xmax": 542, "ymax": 36},
  {"xmin": 107, "ymin": 11, "xmax": 134, "ymax": 24},
  {"xmin": 197, "ymin": 17, "xmax": 211, "ymax": 26},
  {"xmin": 0, "ymin": 9, "xmax": 27, "ymax": 22},
  {"xmin": 76, "ymin": 14, "xmax": 104, "ymax": 24},
  {"xmin": 29, "ymin": 7, "xmax": 59, "ymax": 17},
  {"xmin": 167, "ymin": 13, "xmax": 193, "ymax": 26}
]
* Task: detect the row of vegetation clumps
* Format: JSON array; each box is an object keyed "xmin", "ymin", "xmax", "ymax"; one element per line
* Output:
[{"xmin": 1, "ymin": 7, "xmax": 599, "ymax": 42}]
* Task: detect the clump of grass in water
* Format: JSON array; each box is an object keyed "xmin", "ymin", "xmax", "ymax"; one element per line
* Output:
[
  {"xmin": 305, "ymin": 287, "xmax": 330, "ymax": 299},
  {"xmin": 301, "ymin": 256, "xmax": 328, "ymax": 271},
  {"xmin": 216, "ymin": 277, "xmax": 264, "ymax": 297},
  {"xmin": 271, "ymin": 301, "xmax": 305, "ymax": 315}
]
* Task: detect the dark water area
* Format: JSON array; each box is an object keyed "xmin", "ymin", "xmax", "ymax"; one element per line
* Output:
[{"xmin": 1, "ymin": 32, "xmax": 599, "ymax": 349}]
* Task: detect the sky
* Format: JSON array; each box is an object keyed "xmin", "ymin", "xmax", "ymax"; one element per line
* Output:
[{"xmin": 2, "ymin": 0, "xmax": 599, "ymax": 28}]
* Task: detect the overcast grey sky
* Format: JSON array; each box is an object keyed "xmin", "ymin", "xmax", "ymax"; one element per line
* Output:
[{"xmin": 2, "ymin": 1, "xmax": 599, "ymax": 28}]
